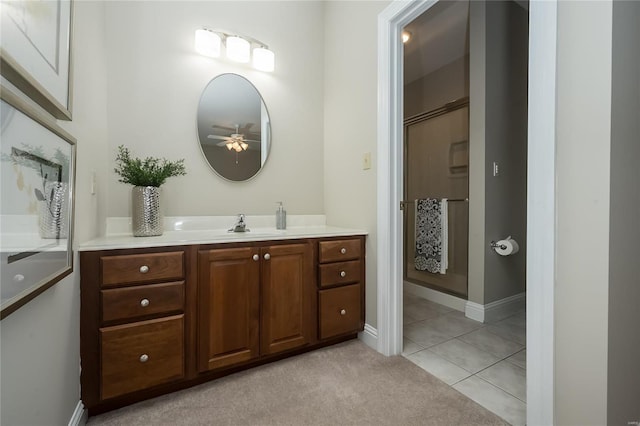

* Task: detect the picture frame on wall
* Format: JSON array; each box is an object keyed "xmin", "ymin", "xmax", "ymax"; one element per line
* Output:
[
  {"xmin": 0, "ymin": 0, "xmax": 74, "ymax": 120},
  {"xmin": 0, "ymin": 86, "xmax": 76, "ymax": 320}
]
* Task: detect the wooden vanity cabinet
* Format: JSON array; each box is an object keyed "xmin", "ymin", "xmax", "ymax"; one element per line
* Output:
[
  {"xmin": 197, "ymin": 241, "xmax": 315, "ymax": 373},
  {"xmin": 317, "ymin": 237, "xmax": 365, "ymax": 339},
  {"xmin": 80, "ymin": 247, "xmax": 193, "ymax": 411},
  {"xmin": 81, "ymin": 235, "xmax": 363, "ymax": 414}
]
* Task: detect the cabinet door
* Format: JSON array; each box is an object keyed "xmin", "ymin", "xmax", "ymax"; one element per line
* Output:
[
  {"xmin": 198, "ymin": 247, "xmax": 260, "ymax": 371},
  {"xmin": 261, "ymin": 243, "xmax": 315, "ymax": 355}
]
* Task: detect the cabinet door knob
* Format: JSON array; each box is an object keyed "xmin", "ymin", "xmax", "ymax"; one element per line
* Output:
[
  {"xmin": 140, "ymin": 298, "xmax": 150, "ymax": 307},
  {"xmin": 340, "ymin": 248, "xmax": 347, "ymax": 254},
  {"xmin": 340, "ymin": 271, "xmax": 347, "ymax": 278},
  {"xmin": 139, "ymin": 354, "xmax": 149, "ymax": 363},
  {"xmin": 264, "ymin": 253, "xmax": 271, "ymax": 260},
  {"xmin": 139, "ymin": 265, "xmax": 150, "ymax": 273},
  {"xmin": 340, "ymin": 309, "xmax": 347, "ymax": 316},
  {"xmin": 253, "ymin": 254, "xmax": 259, "ymax": 261}
]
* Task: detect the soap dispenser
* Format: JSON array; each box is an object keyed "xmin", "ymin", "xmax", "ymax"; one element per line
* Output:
[{"xmin": 276, "ymin": 201, "xmax": 286, "ymax": 230}]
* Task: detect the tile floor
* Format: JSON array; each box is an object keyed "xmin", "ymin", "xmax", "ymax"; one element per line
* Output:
[{"xmin": 402, "ymin": 291, "xmax": 527, "ymax": 425}]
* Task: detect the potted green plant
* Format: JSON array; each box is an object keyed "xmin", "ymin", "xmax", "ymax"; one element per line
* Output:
[{"xmin": 114, "ymin": 145, "xmax": 186, "ymax": 236}]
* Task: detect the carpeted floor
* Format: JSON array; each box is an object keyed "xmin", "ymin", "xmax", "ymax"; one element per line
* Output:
[{"xmin": 88, "ymin": 340, "xmax": 508, "ymax": 425}]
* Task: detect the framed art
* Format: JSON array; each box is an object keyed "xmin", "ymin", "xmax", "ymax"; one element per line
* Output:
[
  {"xmin": 0, "ymin": 86, "xmax": 76, "ymax": 319},
  {"xmin": 0, "ymin": 0, "xmax": 73, "ymax": 120}
]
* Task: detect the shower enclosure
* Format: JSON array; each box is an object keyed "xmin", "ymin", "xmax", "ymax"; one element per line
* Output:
[
  {"xmin": 403, "ymin": 99, "xmax": 469, "ymax": 298},
  {"xmin": 402, "ymin": 0, "xmax": 470, "ymax": 299}
]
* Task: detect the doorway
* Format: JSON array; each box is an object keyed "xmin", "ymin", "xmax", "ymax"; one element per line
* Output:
[{"xmin": 376, "ymin": 1, "xmax": 558, "ymax": 425}]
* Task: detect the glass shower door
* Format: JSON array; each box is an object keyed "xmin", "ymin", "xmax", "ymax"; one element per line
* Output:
[{"xmin": 403, "ymin": 104, "xmax": 469, "ymax": 298}]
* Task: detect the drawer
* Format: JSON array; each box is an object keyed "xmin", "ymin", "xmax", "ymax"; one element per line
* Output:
[
  {"xmin": 319, "ymin": 284, "xmax": 362, "ymax": 339},
  {"xmin": 100, "ymin": 315, "xmax": 184, "ymax": 400},
  {"xmin": 101, "ymin": 251, "xmax": 184, "ymax": 287},
  {"xmin": 101, "ymin": 281, "xmax": 184, "ymax": 323},
  {"xmin": 319, "ymin": 260, "xmax": 361, "ymax": 288},
  {"xmin": 318, "ymin": 239, "xmax": 361, "ymax": 263}
]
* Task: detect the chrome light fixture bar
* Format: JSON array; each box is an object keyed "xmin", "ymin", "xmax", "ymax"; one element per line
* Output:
[{"xmin": 194, "ymin": 28, "xmax": 275, "ymax": 72}]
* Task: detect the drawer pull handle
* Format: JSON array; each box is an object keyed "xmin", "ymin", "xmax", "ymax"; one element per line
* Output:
[
  {"xmin": 253, "ymin": 254, "xmax": 259, "ymax": 261},
  {"xmin": 340, "ymin": 271, "xmax": 347, "ymax": 278},
  {"xmin": 139, "ymin": 265, "xmax": 150, "ymax": 274},
  {"xmin": 340, "ymin": 248, "xmax": 347, "ymax": 254},
  {"xmin": 140, "ymin": 298, "xmax": 150, "ymax": 307},
  {"xmin": 139, "ymin": 354, "xmax": 149, "ymax": 363},
  {"xmin": 264, "ymin": 253, "xmax": 271, "ymax": 260},
  {"xmin": 340, "ymin": 309, "xmax": 347, "ymax": 316}
]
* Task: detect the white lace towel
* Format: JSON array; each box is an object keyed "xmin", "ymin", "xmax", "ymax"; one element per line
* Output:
[{"xmin": 414, "ymin": 198, "xmax": 449, "ymax": 274}]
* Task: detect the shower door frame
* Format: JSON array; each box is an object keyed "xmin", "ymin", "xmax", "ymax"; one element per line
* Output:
[
  {"xmin": 376, "ymin": 1, "xmax": 557, "ymax": 425},
  {"xmin": 402, "ymin": 97, "xmax": 470, "ymax": 298}
]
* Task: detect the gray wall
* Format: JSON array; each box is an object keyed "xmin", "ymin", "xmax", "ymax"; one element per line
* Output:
[
  {"xmin": 607, "ymin": 0, "xmax": 640, "ymax": 423},
  {"xmin": 404, "ymin": 55, "xmax": 469, "ymax": 118},
  {"xmin": 0, "ymin": 2, "xmax": 110, "ymax": 424},
  {"xmin": 483, "ymin": 0, "xmax": 528, "ymax": 303},
  {"xmin": 469, "ymin": 0, "xmax": 527, "ymax": 305}
]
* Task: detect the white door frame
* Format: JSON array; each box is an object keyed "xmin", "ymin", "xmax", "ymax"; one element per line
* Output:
[{"xmin": 376, "ymin": 1, "xmax": 556, "ymax": 425}]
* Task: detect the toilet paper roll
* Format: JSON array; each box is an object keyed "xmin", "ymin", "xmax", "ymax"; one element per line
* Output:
[{"xmin": 494, "ymin": 238, "xmax": 519, "ymax": 256}]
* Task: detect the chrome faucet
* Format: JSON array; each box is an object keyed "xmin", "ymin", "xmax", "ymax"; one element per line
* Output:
[{"xmin": 228, "ymin": 214, "xmax": 249, "ymax": 232}]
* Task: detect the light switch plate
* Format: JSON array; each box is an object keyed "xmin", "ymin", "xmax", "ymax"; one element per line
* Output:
[{"xmin": 363, "ymin": 152, "xmax": 372, "ymax": 170}]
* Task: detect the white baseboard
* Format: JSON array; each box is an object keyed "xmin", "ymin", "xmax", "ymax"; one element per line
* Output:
[
  {"xmin": 358, "ymin": 323, "xmax": 378, "ymax": 350},
  {"xmin": 465, "ymin": 292, "xmax": 526, "ymax": 323},
  {"xmin": 403, "ymin": 281, "xmax": 467, "ymax": 312},
  {"xmin": 68, "ymin": 401, "xmax": 87, "ymax": 426}
]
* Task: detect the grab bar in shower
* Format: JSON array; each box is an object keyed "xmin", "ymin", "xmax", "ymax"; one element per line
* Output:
[{"xmin": 400, "ymin": 198, "xmax": 468, "ymax": 210}]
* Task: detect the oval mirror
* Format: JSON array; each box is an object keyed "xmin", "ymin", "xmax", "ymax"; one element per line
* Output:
[{"xmin": 197, "ymin": 74, "xmax": 271, "ymax": 181}]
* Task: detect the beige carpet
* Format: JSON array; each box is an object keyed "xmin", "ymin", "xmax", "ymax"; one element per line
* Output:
[{"xmin": 88, "ymin": 340, "xmax": 508, "ymax": 426}]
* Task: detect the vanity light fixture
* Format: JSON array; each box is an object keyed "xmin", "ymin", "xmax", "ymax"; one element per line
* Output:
[
  {"xmin": 195, "ymin": 28, "xmax": 275, "ymax": 72},
  {"xmin": 194, "ymin": 29, "xmax": 221, "ymax": 57}
]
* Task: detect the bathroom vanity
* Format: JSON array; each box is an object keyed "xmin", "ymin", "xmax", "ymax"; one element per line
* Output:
[{"xmin": 79, "ymin": 222, "xmax": 366, "ymax": 414}]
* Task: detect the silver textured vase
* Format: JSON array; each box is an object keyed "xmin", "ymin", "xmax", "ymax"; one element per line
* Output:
[
  {"xmin": 132, "ymin": 186, "xmax": 163, "ymax": 237},
  {"xmin": 39, "ymin": 182, "xmax": 69, "ymax": 239}
]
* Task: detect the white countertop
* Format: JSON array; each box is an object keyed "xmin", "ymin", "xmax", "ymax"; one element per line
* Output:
[{"xmin": 79, "ymin": 215, "xmax": 367, "ymax": 251}]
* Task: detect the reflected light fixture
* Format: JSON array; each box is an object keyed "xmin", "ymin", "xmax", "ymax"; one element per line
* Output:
[
  {"xmin": 402, "ymin": 30, "xmax": 411, "ymax": 43},
  {"xmin": 194, "ymin": 28, "xmax": 275, "ymax": 72}
]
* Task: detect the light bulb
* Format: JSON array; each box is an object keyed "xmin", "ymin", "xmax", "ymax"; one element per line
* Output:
[
  {"xmin": 226, "ymin": 36, "xmax": 250, "ymax": 63},
  {"xmin": 252, "ymin": 47, "xmax": 275, "ymax": 72},
  {"xmin": 195, "ymin": 29, "xmax": 221, "ymax": 57},
  {"xmin": 402, "ymin": 31, "xmax": 411, "ymax": 44}
]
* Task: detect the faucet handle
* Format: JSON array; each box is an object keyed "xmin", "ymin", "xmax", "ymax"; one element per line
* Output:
[{"xmin": 237, "ymin": 213, "xmax": 245, "ymax": 222}]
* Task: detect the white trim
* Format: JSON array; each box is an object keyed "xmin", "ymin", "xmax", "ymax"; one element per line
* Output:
[
  {"xmin": 527, "ymin": 1, "xmax": 557, "ymax": 424},
  {"xmin": 404, "ymin": 281, "xmax": 466, "ymax": 312},
  {"xmin": 358, "ymin": 323, "xmax": 378, "ymax": 350},
  {"xmin": 377, "ymin": 0, "xmax": 438, "ymax": 358},
  {"xmin": 377, "ymin": 0, "xmax": 556, "ymax": 423},
  {"xmin": 67, "ymin": 401, "xmax": 86, "ymax": 426},
  {"xmin": 465, "ymin": 293, "xmax": 526, "ymax": 323}
]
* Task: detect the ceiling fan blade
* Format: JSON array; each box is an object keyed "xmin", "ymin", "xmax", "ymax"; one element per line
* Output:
[
  {"xmin": 212, "ymin": 124, "xmax": 235, "ymax": 131},
  {"xmin": 207, "ymin": 135, "xmax": 231, "ymax": 140}
]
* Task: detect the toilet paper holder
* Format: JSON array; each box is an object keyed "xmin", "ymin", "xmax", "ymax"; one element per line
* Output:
[{"xmin": 490, "ymin": 241, "xmax": 507, "ymax": 250}]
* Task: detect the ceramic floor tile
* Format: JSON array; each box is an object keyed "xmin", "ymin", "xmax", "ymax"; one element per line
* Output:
[
  {"xmin": 486, "ymin": 319, "xmax": 526, "ymax": 345},
  {"xmin": 505, "ymin": 349, "xmax": 527, "ymax": 369},
  {"xmin": 402, "ymin": 338, "xmax": 424, "ymax": 356},
  {"xmin": 429, "ymin": 338, "xmax": 501, "ymax": 374},
  {"xmin": 403, "ymin": 320, "xmax": 453, "ymax": 348},
  {"xmin": 403, "ymin": 301, "xmax": 442, "ymax": 324},
  {"xmin": 453, "ymin": 376, "xmax": 527, "ymax": 426},
  {"xmin": 501, "ymin": 311, "xmax": 527, "ymax": 328},
  {"xmin": 458, "ymin": 327, "xmax": 525, "ymax": 359},
  {"xmin": 477, "ymin": 360, "xmax": 527, "ymax": 402},
  {"xmin": 423, "ymin": 311, "xmax": 485, "ymax": 338},
  {"xmin": 406, "ymin": 349, "xmax": 472, "ymax": 385}
]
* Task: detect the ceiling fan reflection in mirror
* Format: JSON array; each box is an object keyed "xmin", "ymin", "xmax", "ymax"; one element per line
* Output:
[{"xmin": 207, "ymin": 123, "xmax": 260, "ymax": 153}]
